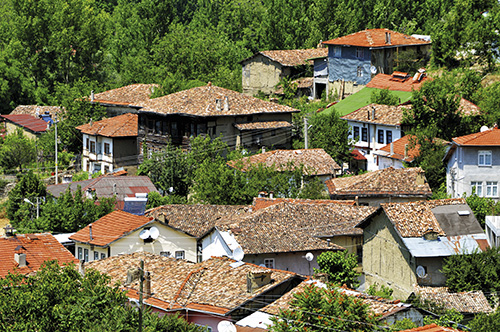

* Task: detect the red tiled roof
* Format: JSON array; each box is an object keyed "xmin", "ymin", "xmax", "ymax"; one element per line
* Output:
[
  {"xmin": 76, "ymin": 113, "xmax": 138, "ymax": 137},
  {"xmin": 452, "ymin": 127, "xmax": 500, "ymax": 146},
  {"xmin": 1, "ymin": 114, "xmax": 49, "ymax": 133},
  {"xmin": 375, "ymin": 135, "xmax": 421, "ymax": 162},
  {"xmin": 341, "ymin": 103, "xmax": 410, "ymax": 126},
  {"xmin": 398, "ymin": 324, "xmax": 464, "ymax": 332},
  {"xmin": 241, "ymin": 48, "xmax": 328, "ymax": 67},
  {"xmin": 0, "ymin": 233, "xmax": 79, "ymax": 277},
  {"xmin": 69, "ymin": 210, "xmax": 154, "ymax": 246},
  {"xmin": 366, "ymin": 73, "xmax": 430, "ymax": 92},
  {"xmin": 458, "ymin": 98, "xmax": 481, "ymax": 116},
  {"xmin": 323, "ymin": 29, "xmax": 431, "ymax": 48},
  {"xmin": 252, "ymin": 197, "xmax": 355, "ymax": 211},
  {"xmin": 351, "ymin": 149, "xmax": 367, "ymax": 161},
  {"xmin": 92, "ymin": 84, "xmax": 158, "ymax": 106}
]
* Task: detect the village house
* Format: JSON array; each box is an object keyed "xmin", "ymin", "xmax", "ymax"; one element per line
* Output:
[
  {"xmin": 485, "ymin": 215, "xmax": 500, "ymax": 247},
  {"xmin": 90, "ymin": 83, "xmax": 158, "ymax": 116},
  {"xmin": 239, "ymin": 48, "xmax": 327, "ymax": 96},
  {"xmin": 86, "ymin": 252, "xmax": 303, "ymax": 332},
  {"xmin": 76, "ymin": 113, "xmax": 139, "ymax": 173},
  {"xmin": 342, "ymin": 103, "xmax": 410, "ymax": 170},
  {"xmin": 10, "ymin": 105, "xmax": 63, "ymax": 118},
  {"xmin": 321, "ymin": 29, "xmax": 431, "ymax": 97},
  {"xmin": 227, "ymin": 148, "xmax": 342, "ymax": 182},
  {"xmin": 444, "ymin": 126, "xmax": 500, "ymax": 200},
  {"xmin": 326, "ymin": 167, "xmax": 432, "ymax": 206},
  {"xmin": 0, "ymin": 231, "xmax": 78, "ymax": 277},
  {"xmin": 1, "ymin": 114, "xmax": 51, "ymax": 139},
  {"xmin": 356, "ymin": 198, "xmax": 488, "ymax": 300}
]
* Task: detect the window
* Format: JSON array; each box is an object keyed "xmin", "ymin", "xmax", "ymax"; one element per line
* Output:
[
  {"xmin": 100, "ymin": 253, "xmax": 106, "ymax": 260},
  {"xmin": 356, "ymin": 47, "xmax": 364, "ymax": 59},
  {"xmin": 386, "ymin": 130, "xmax": 393, "ymax": 144},
  {"xmin": 361, "ymin": 128, "xmax": 368, "ymax": 142},
  {"xmin": 478, "ymin": 150, "xmax": 492, "ymax": 166},
  {"xmin": 94, "ymin": 251, "xmax": 99, "ymax": 261},
  {"xmin": 104, "ymin": 142, "xmax": 110, "ymax": 155},
  {"xmin": 86, "ymin": 138, "xmax": 89, "ymax": 150},
  {"xmin": 264, "ymin": 258, "xmax": 275, "ymax": 269},
  {"xmin": 357, "ymin": 66, "xmax": 363, "ymax": 77},
  {"xmin": 77, "ymin": 247, "xmax": 83, "ymax": 260},
  {"xmin": 84, "ymin": 248, "xmax": 89, "ymax": 262},
  {"xmin": 175, "ymin": 251, "xmax": 185, "ymax": 260},
  {"xmin": 353, "ymin": 126, "xmax": 360, "ymax": 139},
  {"xmin": 90, "ymin": 141, "xmax": 96, "ymax": 153},
  {"xmin": 377, "ymin": 130, "xmax": 384, "ymax": 144},
  {"xmin": 486, "ymin": 182, "xmax": 498, "ymax": 197},
  {"xmin": 333, "ymin": 46, "xmax": 342, "ymax": 57},
  {"xmin": 471, "ymin": 181, "xmax": 483, "ymax": 196},
  {"xmin": 160, "ymin": 251, "xmax": 171, "ymax": 258},
  {"xmin": 155, "ymin": 120, "xmax": 162, "ymax": 134}
]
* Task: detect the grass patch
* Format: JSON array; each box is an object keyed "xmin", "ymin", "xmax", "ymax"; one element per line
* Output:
[{"xmin": 323, "ymin": 88, "xmax": 412, "ymax": 116}]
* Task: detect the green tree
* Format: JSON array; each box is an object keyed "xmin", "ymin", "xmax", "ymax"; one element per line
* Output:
[
  {"xmin": 370, "ymin": 88, "xmax": 400, "ymax": 106},
  {"xmin": 314, "ymin": 250, "xmax": 360, "ymax": 288},
  {"xmin": 469, "ymin": 308, "xmax": 500, "ymax": 332},
  {"xmin": 366, "ymin": 283, "xmax": 393, "ymax": 299},
  {"xmin": 465, "ymin": 192, "xmax": 500, "ymax": 228},
  {"xmin": 0, "ymin": 260, "xmax": 204, "ymax": 331},
  {"xmin": 0, "ymin": 128, "xmax": 36, "ymax": 173},
  {"xmin": 269, "ymin": 284, "xmax": 378, "ymax": 332}
]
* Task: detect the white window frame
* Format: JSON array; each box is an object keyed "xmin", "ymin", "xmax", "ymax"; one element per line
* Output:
[
  {"xmin": 77, "ymin": 247, "xmax": 83, "ymax": 260},
  {"xmin": 264, "ymin": 258, "xmax": 275, "ymax": 269},
  {"xmin": 175, "ymin": 251, "xmax": 185, "ymax": 260},
  {"xmin": 471, "ymin": 181, "xmax": 483, "ymax": 196},
  {"xmin": 478, "ymin": 150, "xmax": 492, "ymax": 166},
  {"xmin": 486, "ymin": 181, "xmax": 498, "ymax": 197},
  {"xmin": 94, "ymin": 251, "xmax": 99, "ymax": 261}
]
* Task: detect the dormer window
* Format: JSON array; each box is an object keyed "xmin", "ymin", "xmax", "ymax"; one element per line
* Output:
[{"xmin": 478, "ymin": 150, "xmax": 492, "ymax": 166}]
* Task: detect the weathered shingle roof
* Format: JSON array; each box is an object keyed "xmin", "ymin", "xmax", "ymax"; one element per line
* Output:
[
  {"xmin": 92, "ymin": 84, "xmax": 158, "ymax": 106},
  {"xmin": 326, "ymin": 167, "xmax": 432, "ymax": 198},
  {"xmin": 69, "ymin": 210, "xmax": 154, "ymax": 246},
  {"xmin": 0, "ymin": 233, "xmax": 79, "ymax": 277},
  {"xmin": 228, "ymin": 149, "xmax": 341, "ymax": 176},
  {"xmin": 11, "ymin": 105, "xmax": 63, "ymax": 117},
  {"xmin": 241, "ymin": 48, "xmax": 328, "ymax": 67},
  {"xmin": 234, "ymin": 121, "xmax": 292, "ymax": 131},
  {"xmin": 252, "ymin": 197, "xmax": 355, "ymax": 211},
  {"xmin": 219, "ymin": 202, "xmax": 378, "ymax": 254},
  {"xmin": 1, "ymin": 114, "xmax": 49, "ymax": 133},
  {"xmin": 76, "ymin": 113, "xmax": 138, "ymax": 137},
  {"xmin": 322, "ymin": 29, "xmax": 431, "ymax": 48},
  {"xmin": 414, "ymin": 285, "xmax": 493, "ymax": 314},
  {"xmin": 139, "ymin": 84, "xmax": 299, "ymax": 117},
  {"xmin": 145, "ymin": 205, "xmax": 251, "ymax": 238},
  {"xmin": 341, "ymin": 103, "xmax": 410, "ymax": 126},
  {"xmin": 452, "ymin": 127, "xmax": 500, "ymax": 146},
  {"xmin": 86, "ymin": 252, "xmax": 298, "ymax": 315}
]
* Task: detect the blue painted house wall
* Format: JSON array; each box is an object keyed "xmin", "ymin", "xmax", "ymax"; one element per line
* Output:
[{"xmin": 327, "ymin": 46, "xmax": 372, "ymax": 85}]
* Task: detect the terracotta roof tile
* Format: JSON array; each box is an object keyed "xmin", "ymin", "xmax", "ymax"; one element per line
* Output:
[
  {"xmin": 375, "ymin": 135, "xmax": 449, "ymax": 162},
  {"xmin": 341, "ymin": 103, "xmax": 410, "ymax": 126},
  {"xmin": 234, "ymin": 121, "xmax": 292, "ymax": 131},
  {"xmin": 11, "ymin": 105, "xmax": 63, "ymax": 117},
  {"xmin": 398, "ymin": 323, "xmax": 464, "ymax": 332},
  {"xmin": 86, "ymin": 252, "xmax": 298, "ymax": 315},
  {"xmin": 452, "ymin": 127, "xmax": 500, "ymax": 146},
  {"xmin": 0, "ymin": 233, "xmax": 79, "ymax": 277},
  {"xmin": 414, "ymin": 285, "xmax": 493, "ymax": 314},
  {"xmin": 366, "ymin": 73, "xmax": 430, "ymax": 92},
  {"xmin": 323, "ymin": 29, "xmax": 431, "ymax": 48},
  {"xmin": 69, "ymin": 210, "xmax": 154, "ymax": 246},
  {"xmin": 92, "ymin": 84, "xmax": 158, "ymax": 106},
  {"xmin": 76, "ymin": 113, "xmax": 138, "ymax": 137},
  {"xmin": 228, "ymin": 149, "xmax": 341, "ymax": 176},
  {"xmin": 145, "ymin": 205, "xmax": 251, "ymax": 238},
  {"xmin": 139, "ymin": 84, "xmax": 299, "ymax": 117},
  {"xmin": 219, "ymin": 202, "xmax": 378, "ymax": 254},
  {"xmin": 241, "ymin": 48, "xmax": 328, "ymax": 67},
  {"xmin": 252, "ymin": 197, "xmax": 355, "ymax": 211},
  {"xmin": 1, "ymin": 114, "xmax": 49, "ymax": 133},
  {"xmin": 326, "ymin": 167, "xmax": 432, "ymax": 197}
]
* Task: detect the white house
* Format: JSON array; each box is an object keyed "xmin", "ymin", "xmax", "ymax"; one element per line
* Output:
[
  {"xmin": 69, "ymin": 210, "xmax": 197, "ymax": 262},
  {"xmin": 444, "ymin": 127, "xmax": 500, "ymax": 200},
  {"xmin": 486, "ymin": 216, "xmax": 500, "ymax": 247},
  {"xmin": 341, "ymin": 103, "xmax": 410, "ymax": 171}
]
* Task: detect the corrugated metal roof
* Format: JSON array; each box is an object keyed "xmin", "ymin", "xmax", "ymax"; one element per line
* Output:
[{"xmin": 402, "ymin": 233, "xmax": 488, "ymax": 257}]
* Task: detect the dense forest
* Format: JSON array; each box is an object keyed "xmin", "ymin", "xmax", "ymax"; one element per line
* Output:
[{"xmin": 0, "ymin": 0, "xmax": 499, "ymax": 114}]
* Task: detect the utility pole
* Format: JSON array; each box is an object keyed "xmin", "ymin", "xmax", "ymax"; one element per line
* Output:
[
  {"xmin": 139, "ymin": 259, "xmax": 144, "ymax": 332},
  {"xmin": 304, "ymin": 117, "xmax": 309, "ymax": 149},
  {"xmin": 55, "ymin": 114, "xmax": 58, "ymax": 184}
]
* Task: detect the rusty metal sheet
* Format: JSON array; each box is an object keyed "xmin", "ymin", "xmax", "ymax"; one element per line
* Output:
[{"xmin": 403, "ymin": 233, "xmax": 488, "ymax": 257}]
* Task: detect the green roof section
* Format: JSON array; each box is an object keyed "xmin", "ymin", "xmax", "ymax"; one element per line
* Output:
[{"xmin": 323, "ymin": 88, "xmax": 412, "ymax": 116}]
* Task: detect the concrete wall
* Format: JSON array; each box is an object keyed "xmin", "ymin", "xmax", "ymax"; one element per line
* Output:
[
  {"xmin": 243, "ymin": 250, "xmax": 328, "ymax": 275},
  {"xmin": 446, "ymin": 146, "xmax": 500, "ymax": 200},
  {"xmin": 328, "ymin": 80, "xmax": 365, "ymax": 99},
  {"xmin": 113, "ymin": 137, "xmax": 139, "ymax": 167},
  {"xmin": 242, "ymin": 54, "xmax": 284, "ymax": 96},
  {"xmin": 383, "ymin": 308, "xmax": 426, "ymax": 327},
  {"xmin": 363, "ymin": 213, "xmax": 417, "ymax": 300},
  {"xmin": 415, "ymin": 257, "xmax": 446, "ymax": 286},
  {"xmin": 377, "ymin": 156, "xmax": 404, "ymax": 170},
  {"xmin": 201, "ymin": 230, "xmax": 232, "ymax": 262}
]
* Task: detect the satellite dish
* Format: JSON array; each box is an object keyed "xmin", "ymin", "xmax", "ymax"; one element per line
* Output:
[
  {"xmin": 370, "ymin": 66, "xmax": 377, "ymax": 74},
  {"xmin": 305, "ymin": 252, "xmax": 314, "ymax": 262},
  {"xmin": 416, "ymin": 265, "xmax": 427, "ymax": 278},
  {"xmin": 217, "ymin": 321, "xmax": 237, "ymax": 332},
  {"xmin": 149, "ymin": 226, "xmax": 160, "ymax": 240},
  {"xmin": 139, "ymin": 229, "xmax": 150, "ymax": 240},
  {"xmin": 480, "ymin": 125, "xmax": 489, "ymax": 132},
  {"xmin": 232, "ymin": 246, "xmax": 245, "ymax": 261}
]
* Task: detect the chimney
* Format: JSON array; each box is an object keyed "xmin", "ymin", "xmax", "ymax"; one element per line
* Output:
[
  {"xmin": 14, "ymin": 253, "xmax": 26, "ymax": 267},
  {"xmin": 224, "ymin": 96, "xmax": 229, "ymax": 112},
  {"xmin": 90, "ymin": 90, "xmax": 94, "ymax": 102},
  {"xmin": 4, "ymin": 224, "xmax": 15, "ymax": 237},
  {"xmin": 89, "ymin": 224, "xmax": 93, "ymax": 241},
  {"xmin": 215, "ymin": 99, "xmax": 222, "ymax": 112},
  {"xmin": 385, "ymin": 32, "xmax": 391, "ymax": 44},
  {"xmin": 113, "ymin": 183, "xmax": 117, "ymax": 196},
  {"xmin": 371, "ymin": 106, "xmax": 376, "ymax": 120},
  {"xmin": 144, "ymin": 272, "xmax": 151, "ymax": 299},
  {"xmin": 89, "ymin": 118, "xmax": 93, "ymax": 127},
  {"xmin": 269, "ymin": 191, "xmax": 274, "ymax": 199},
  {"xmin": 262, "ymin": 146, "xmax": 266, "ymax": 153},
  {"xmin": 404, "ymin": 144, "xmax": 409, "ymax": 159},
  {"xmin": 390, "ymin": 142, "xmax": 394, "ymax": 155}
]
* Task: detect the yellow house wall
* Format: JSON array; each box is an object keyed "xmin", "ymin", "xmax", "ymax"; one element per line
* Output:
[
  {"xmin": 363, "ymin": 213, "xmax": 416, "ymax": 300},
  {"xmin": 5, "ymin": 122, "xmax": 38, "ymax": 140},
  {"xmin": 242, "ymin": 55, "xmax": 284, "ymax": 96}
]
